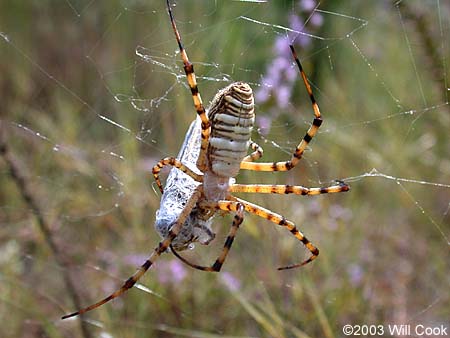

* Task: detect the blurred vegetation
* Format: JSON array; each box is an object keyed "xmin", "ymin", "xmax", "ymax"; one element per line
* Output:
[{"xmin": 0, "ymin": 1, "xmax": 449, "ymax": 337}]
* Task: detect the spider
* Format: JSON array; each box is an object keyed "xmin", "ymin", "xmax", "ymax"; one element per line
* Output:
[{"xmin": 61, "ymin": 0, "xmax": 349, "ymax": 319}]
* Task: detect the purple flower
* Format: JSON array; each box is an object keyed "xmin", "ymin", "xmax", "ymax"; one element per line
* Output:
[
  {"xmin": 276, "ymin": 85, "xmax": 292, "ymax": 109},
  {"xmin": 255, "ymin": 85, "xmax": 270, "ymax": 103},
  {"xmin": 329, "ymin": 204, "xmax": 353, "ymax": 221},
  {"xmin": 299, "ymin": 0, "xmax": 317, "ymax": 11},
  {"xmin": 124, "ymin": 254, "xmax": 148, "ymax": 266},
  {"xmin": 123, "ymin": 254, "xmax": 187, "ymax": 284},
  {"xmin": 289, "ymin": 14, "xmax": 304, "ymax": 34},
  {"xmin": 285, "ymin": 62, "xmax": 298, "ymax": 82},
  {"xmin": 296, "ymin": 33, "xmax": 312, "ymax": 48},
  {"xmin": 256, "ymin": 116, "xmax": 273, "ymax": 136},
  {"xmin": 274, "ymin": 36, "xmax": 291, "ymax": 55},
  {"xmin": 220, "ymin": 272, "xmax": 241, "ymax": 291},
  {"xmin": 272, "ymin": 56, "xmax": 290, "ymax": 73},
  {"xmin": 257, "ymin": 0, "xmax": 323, "ymax": 111},
  {"xmin": 154, "ymin": 258, "xmax": 187, "ymax": 284},
  {"xmin": 347, "ymin": 264, "xmax": 364, "ymax": 286},
  {"xmin": 310, "ymin": 13, "xmax": 323, "ymax": 27}
]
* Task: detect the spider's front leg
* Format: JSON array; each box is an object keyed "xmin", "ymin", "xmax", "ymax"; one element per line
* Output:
[
  {"xmin": 167, "ymin": 0, "xmax": 210, "ymax": 171},
  {"xmin": 61, "ymin": 187, "xmax": 202, "ymax": 319},
  {"xmin": 171, "ymin": 200, "xmax": 245, "ymax": 272},
  {"xmin": 241, "ymin": 45, "xmax": 322, "ymax": 173}
]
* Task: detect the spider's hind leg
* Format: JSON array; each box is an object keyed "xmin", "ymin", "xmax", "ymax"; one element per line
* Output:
[
  {"xmin": 61, "ymin": 187, "xmax": 202, "ymax": 319},
  {"xmin": 171, "ymin": 201, "xmax": 245, "ymax": 272},
  {"xmin": 234, "ymin": 197, "xmax": 320, "ymax": 270}
]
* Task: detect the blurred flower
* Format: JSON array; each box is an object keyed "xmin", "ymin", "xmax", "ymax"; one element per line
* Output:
[
  {"xmin": 289, "ymin": 14, "xmax": 304, "ymax": 39},
  {"xmin": 274, "ymin": 36, "xmax": 291, "ymax": 56},
  {"xmin": 308, "ymin": 199, "xmax": 323, "ymax": 215},
  {"xmin": 347, "ymin": 263, "xmax": 364, "ymax": 287},
  {"xmin": 220, "ymin": 271, "xmax": 241, "ymax": 291},
  {"xmin": 329, "ymin": 204, "xmax": 353, "ymax": 222},
  {"xmin": 255, "ymin": 85, "xmax": 270, "ymax": 103},
  {"xmin": 277, "ymin": 85, "xmax": 292, "ymax": 108},
  {"xmin": 256, "ymin": 116, "xmax": 272, "ymax": 136},
  {"xmin": 124, "ymin": 253, "xmax": 148, "ymax": 266},
  {"xmin": 299, "ymin": 0, "xmax": 316, "ymax": 11},
  {"xmin": 310, "ymin": 13, "xmax": 323, "ymax": 27},
  {"xmin": 125, "ymin": 254, "xmax": 187, "ymax": 285},
  {"xmin": 255, "ymin": 0, "xmax": 323, "ymax": 124},
  {"xmin": 155, "ymin": 259, "xmax": 187, "ymax": 284}
]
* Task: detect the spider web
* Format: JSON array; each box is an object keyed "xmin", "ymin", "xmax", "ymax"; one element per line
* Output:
[{"xmin": 0, "ymin": 1, "xmax": 449, "ymax": 337}]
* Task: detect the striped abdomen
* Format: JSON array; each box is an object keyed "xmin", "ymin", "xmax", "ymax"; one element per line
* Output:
[{"xmin": 207, "ymin": 82, "xmax": 255, "ymax": 178}]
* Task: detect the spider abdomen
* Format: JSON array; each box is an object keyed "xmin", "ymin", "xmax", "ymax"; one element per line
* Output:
[{"xmin": 208, "ymin": 82, "xmax": 255, "ymax": 178}]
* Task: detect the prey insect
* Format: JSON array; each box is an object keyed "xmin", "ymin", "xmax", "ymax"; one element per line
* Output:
[{"xmin": 61, "ymin": 0, "xmax": 349, "ymax": 319}]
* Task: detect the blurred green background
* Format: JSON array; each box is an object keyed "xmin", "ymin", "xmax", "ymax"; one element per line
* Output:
[{"xmin": 0, "ymin": 1, "xmax": 449, "ymax": 337}]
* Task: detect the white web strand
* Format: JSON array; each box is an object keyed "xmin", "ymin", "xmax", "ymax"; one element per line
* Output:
[
  {"xmin": 396, "ymin": 4, "xmax": 427, "ymax": 107},
  {"xmin": 348, "ymin": 37, "xmax": 402, "ymax": 108},
  {"xmin": 345, "ymin": 168, "xmax": 449, "ymax": 246}
]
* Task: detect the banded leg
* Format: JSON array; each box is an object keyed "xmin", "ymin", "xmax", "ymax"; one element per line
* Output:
[
  {"xmin": 241, "ymin": 45, "xmax": 322, "ymax": 172},
  {"xmin": 230, "ymin": 181, "xmax": 349, "ymax": 195},
  {"xmin": 61, "ymin": 187, "xmax": 202, "ymax": 319},
  {"xmin": 205, "ymin": 197, "xmax": 320, "ymax": 270},
  {"xmin": 152, "ymin": 157, "xmax": 203, "ymax": 193},
  {"xmin": 166, "ymin": 0, "xmax": 210, "ymax": 171},
  {"xmin": 242, "ymin": 140, "xmax": 264, "ymax": 162},
  {"xmin": 171, "ymin": 201, "xmax": 244, "ymax": 272}
]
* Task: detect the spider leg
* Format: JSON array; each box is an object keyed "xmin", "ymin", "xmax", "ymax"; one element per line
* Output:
[
  {"xmin": 166, "ymin": 0, "xmax": 210, "ymax": 172},
  {"xmin": 242, "ymin": 140, "xmax": 264, "ymax": 162},
  {"xmin": 152, "ymin": 157, "xmax": 203, "ymax": 193},
  {"xmin": 171, "ymin": 201, "xmax": 244, "ymax": 272},
  {"xmin": 230, "ymin": 181, "xmax": 349, "ymax": 195},
  {"xmin": 61, "ymin": 187, "xmax": 202, "ymax": 319},
  {"xmin": 234, "ymin": 197, "xmax": 319, "ymax": 270},
  {"xmin": 241, "ymin": 45, "xmax": 322, "ymax": 172}
]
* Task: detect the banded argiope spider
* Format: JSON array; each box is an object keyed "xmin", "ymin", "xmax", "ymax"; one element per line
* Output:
[{"xmin": 61, "ymin": 0, "xmax": 349, "ymax": 319}]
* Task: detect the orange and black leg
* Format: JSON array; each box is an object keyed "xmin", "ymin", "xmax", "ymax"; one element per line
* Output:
[
  {"xmin": 61, "ymin": 187, "xmax": 202, "ymax": 319},
  {"xmin": 234, "ymin": 197, "xmax": 320, "ymax": 270},
  {"xmin": 230, "ymin": 181, "xmax": 349, "ymax": 195},
  {"xmin": 152, "ymin": 157, "xmax": 203, "ymax": 193},
  {"xmin": 166, "ymin": 0, "xmax": 210, "ymax": 171},
  {"xmin": 171, "ymin": 201, "xmax": 245, "ymax": 272},
  {"xmin": 242, "ymin": 140, "xmax": 264, "ymax": 162},
  {"xmin": 240, "ymin": 45, "xmax": 323, "ymax": 172}
]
